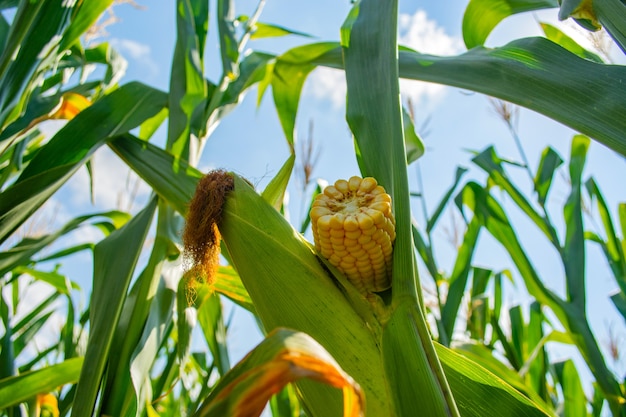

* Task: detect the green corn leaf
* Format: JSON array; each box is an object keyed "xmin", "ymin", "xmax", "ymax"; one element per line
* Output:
[
  {"xmin": 213, "ymin": 266, "xmax": 255, "ymax": 313},
  {"xmin": 79, "ymin": 42, "xmax": 128, "ymax": 93},
  {"xmin": 526, "ymin": 302, "xmax": 548, "ymax": 399},
  {"xmin": 12, "ymin": 267, "xmax": 79, "ymax": 295},
  {"xmin": 0, "ymin": 357, "xmax": 83, "ymax": 409},
  {"xmin": 402, "ymin": 106, "xmax": 425, "ymax": 164},
  {"xmin": 412, "ymin": 223, "xmax": 439, "ymax": 282},
  {"xmin": 534, "ymin": 146, "xmax": 564, "ymax": 207},
  {"xmin": 456, "ymin": 181, "xmax": 568, "ymax": 325},
  {"xmin": 261, "ymin": 153, "xmax": 295, "ymax": 211},
  {"xmin": 0, "ymin": 15, "xmax": 9, "ymax": 55},
  {"xmin": 59, "ymin": 0, "xmax": 114, "ymax": 50},
  {"xmin": 221, "ymin": 51, "xmax": 274, "ymax": 108},
  {"xmin": 467, "ymin": 268, "xmax": 493, "ymax": 341},
  {"xmin": 458, "ymin": 181, "xmax": 625, "ymax": 413},
  {"xmin": 539, "ymin": 22, "xmax": 604, "ymax": 62},
  {"xmin": 563, "ymin": 135, "xmax": 588, "ymax": 309},
  {"xmin": 102, "ymin": 212, "xmax": 178, "ymax": 417},
  {"xmin": 13, "ymin": 312, "xmax": 55, "ymax": 360},
  {"xmin": 585, "ymin": 177, "xmax": 626, "ymax": 294},
  {"xmin": 269, "ymin": 384, "xmax": 302, "ymax": 417},
  {"xmin": 610, "ymin": 292, "xmax": 626, "ymax": 322},
  {"xmin": 217, "ymin": 0, "xmax": 238, "ymax": 79},
  {"xmin": 0, "ymin": 211, "xmax": 129, "ymax": 276},
  {"xmin": 302, "ymin": 38, "xmax": 626, "ymax": 157},
  {"xmin": 509, "ymin": 305, "xmax": 525, "ymax": 370},
  {"xmin": 71, "ymin": 197, "xmax": 157, "ymax": 417},
  {"xmin": 454, "ymin": 339, "xmax": 556, "ymax": 412},
  {"xmin": 271, "ymin": 42, "xmax": 338, "ymax": 147},
  {"xmin": 168, "ymin": 0, "xmax": 208, "ymax": 160},
  {"xmin": 472, "ymin": 146, "xmax": 559, "ymax": 246},
  {"xmin": 195, "ymin": 287, "xmax": 231, "ymax": 376},
  {"xmin": 238, "ymin": 16, "xmax": 313, "ymax": 40},
  {"xmin": 440, "ymin": 217, "xmax": 481, "ymax": 342},
  {"xmin": 555, "ymin": 360, "xmax": 587, "ymax": 417},
  {"xmin": 109, "ymin": 134, "xmax": 203, "ymax": 216},
  {"xmin": 0, "ymin": 0, "xmax": 72, "ymax": 128},
  {"xmin": 0, "ymin": 293, "xmax": 15, "ymax": 380},
  {"xmin": 427, "ymin": 167, "xmax": 468, "ymax": 234},
  {"xmin": 462, "ymin": 0, "xmax": 558, "ymax": 48},
  {"xmin": 436, "ymin": 343, "xmax": 554, "ymax": 417},
  {"xmin": 10, "ymin": 291, "xmax": 59, "ymax": 351},
  {"xmin": 0, "ymin": 82, "xmax": 167, "ymax": 245},
  {"xmin": 299, "ymin": 181, "xmax": 323, "ymax": 234},
  {"xmin": 126, "ymin": 260, "xmax": 178, "ymax": 417}
]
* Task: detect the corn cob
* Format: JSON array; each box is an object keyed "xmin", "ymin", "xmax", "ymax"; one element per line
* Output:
[{"xmin": 310, "ymin": 176, "xmax": 395, "ymax": 294}]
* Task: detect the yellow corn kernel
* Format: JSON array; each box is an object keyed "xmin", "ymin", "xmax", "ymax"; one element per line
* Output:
[{"xmin": 310, "ymin": 176, "xmax": 395, "ymax": 293}]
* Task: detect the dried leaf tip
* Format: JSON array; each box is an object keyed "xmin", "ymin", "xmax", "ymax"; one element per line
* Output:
[{"xmin": 182, "ymin": 170, "xmax": 234, "ymax": 303}]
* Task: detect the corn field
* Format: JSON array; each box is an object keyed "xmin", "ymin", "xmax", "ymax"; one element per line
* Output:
[{"xmin": 1, "ymin": 0, "xmax": 625, "ymax": 416}]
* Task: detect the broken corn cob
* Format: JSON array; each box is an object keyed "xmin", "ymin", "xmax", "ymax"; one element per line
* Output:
[{"xmin": 310, "ymin": 176, "xmax": 395, "ymax": 294}]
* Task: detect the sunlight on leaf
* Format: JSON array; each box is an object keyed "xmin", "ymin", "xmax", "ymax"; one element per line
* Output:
[{"xmin": 194, "ymin": 328, "xmax": 364, "ymax": 417}]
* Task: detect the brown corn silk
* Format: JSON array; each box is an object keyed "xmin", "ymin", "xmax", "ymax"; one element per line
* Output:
[{"xmin": 182, "ymin": 170, "xmax": 234, "ymax": 302}]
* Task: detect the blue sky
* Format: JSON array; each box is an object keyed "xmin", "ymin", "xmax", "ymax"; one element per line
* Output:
[{"xmin": 7, "ymin": 0, "xmax": 625, "ymax": 402}]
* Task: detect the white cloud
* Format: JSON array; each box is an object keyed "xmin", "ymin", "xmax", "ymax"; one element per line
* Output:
[
  {"xmin": 397, "ymin": 10, "xmax": 464, "ymax": 110},
  {"xmin": 110, "ymin": 38, "xmax": 159, "ymax": 79},
  {"xmin": 398, "ymin": 10, "xmax": 463, "ymax": 56},
  {"xmin": 305, "ymin": 67, "xmax": 346, "ymax": 109},
  {"xmin": 305, "ymin": 9, "xmax": 462, "ymax": 110}
]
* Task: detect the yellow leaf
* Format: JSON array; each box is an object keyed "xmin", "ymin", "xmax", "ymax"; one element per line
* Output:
[{"xmin": 48, "ymin": 92, "xmax": 92, "ymax": 120}]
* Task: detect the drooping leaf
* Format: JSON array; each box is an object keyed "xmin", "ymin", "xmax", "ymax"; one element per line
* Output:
[
  {"xmin": 462, "ymin": 0, "xmax": 558, "ymax": 48},
  {"xmin": 271, "ymin": 42, "xmax": 339, "ymax": 147},
  {"xmin": 193, "ymin": 328, "xmax": 364, "ymax": 417},
  {"xmin": 109, "ymin": 134, "xmax": 203, "ymax": 216},
  {"xmin": 303, "ymin": 38, "xmax": 626, "ymax": 157}
]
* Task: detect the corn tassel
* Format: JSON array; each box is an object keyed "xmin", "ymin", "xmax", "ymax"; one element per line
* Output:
[{"xmin": 310, "ymin": 176, "xmax": 395, "ymax": 294}]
